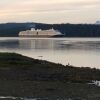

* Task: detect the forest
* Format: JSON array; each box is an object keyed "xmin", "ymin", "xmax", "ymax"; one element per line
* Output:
[
  {"xmin": 37, "ymin": 23, "xmax": 100, "ymax": 37},
  {"xmin": 0, "ymin": 23, "xmax": 100, "ymax": 37}
]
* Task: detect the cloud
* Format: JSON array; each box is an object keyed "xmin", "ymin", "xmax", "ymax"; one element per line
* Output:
[
  {"xmin": 0, "ymin": 0, "xmax": 33, "ymax": 16},
  {"xmin": 26, "ymin": 0, "xmax": 100, "ymax": 14},
  {"xmin": 0, "ymin": 0, "xmax": 100, "ymax": 23}
]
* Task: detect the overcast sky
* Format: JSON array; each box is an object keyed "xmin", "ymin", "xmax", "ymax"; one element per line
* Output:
[{"xmin": 0, "ymin": 0, "xmax": 100, "ymax": 24}]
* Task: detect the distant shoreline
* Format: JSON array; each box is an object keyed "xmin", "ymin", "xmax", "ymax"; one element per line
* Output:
[{"xmin": 0, "ymin": 23, "xmax": 100, "ymax": 37}]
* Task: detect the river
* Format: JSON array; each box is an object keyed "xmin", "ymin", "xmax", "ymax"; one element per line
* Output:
[{"xmin": 0, "ymin": 37, "xmax": 100, "ymax": 68}]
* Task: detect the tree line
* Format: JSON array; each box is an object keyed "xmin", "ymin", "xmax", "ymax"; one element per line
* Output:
[
  {"xmin": 0, "ymin": 23, "xmax": 100, "ymax": 37},
  {"xmin": 36, "ymin": 23, "xmax": 100, "ymax": 37}
]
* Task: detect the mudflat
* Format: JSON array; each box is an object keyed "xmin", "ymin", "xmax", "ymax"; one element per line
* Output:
[{"xmin": 0, "ymin": 53, "xmax": 100, "ymax": 100}]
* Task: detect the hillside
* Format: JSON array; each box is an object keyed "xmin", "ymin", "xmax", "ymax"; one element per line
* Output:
[
  {"xmin": 0, "ymin": 23, "xmax": 100, "ymax": 37},
  {"xmin": 37, "ymin": 23, "xmax": 100, "ymax": 37},
  {"xmin": 0, "ymin": 23, "xmax": 35, "ymax": 36}
]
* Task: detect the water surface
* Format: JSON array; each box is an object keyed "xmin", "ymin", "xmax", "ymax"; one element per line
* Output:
[{"xmin": 0, "ymin": 37, "xmax": 100, "ymax": 68}]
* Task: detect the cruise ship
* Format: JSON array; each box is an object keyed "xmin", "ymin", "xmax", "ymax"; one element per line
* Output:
[{"xmin": 19, "ymin": 28, "xmax": 63, "ymax": 37}]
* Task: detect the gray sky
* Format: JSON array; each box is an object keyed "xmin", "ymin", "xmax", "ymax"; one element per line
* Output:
[{"xmin": 0, "ymin": 0, "xmax": 100, "ymax": 24}]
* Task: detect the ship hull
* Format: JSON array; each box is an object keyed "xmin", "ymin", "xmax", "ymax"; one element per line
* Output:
[{"xmin": 19, "ymin": 35, "xmax": 54, "ymax": 37}]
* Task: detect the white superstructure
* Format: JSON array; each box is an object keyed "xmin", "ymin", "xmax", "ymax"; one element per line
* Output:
[{"xmin": 19, "ymin": 28, "xmax": 63, "ymax": 37}]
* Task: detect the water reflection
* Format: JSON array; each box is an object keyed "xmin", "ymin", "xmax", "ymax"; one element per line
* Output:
[
  {"xmin": 18, "ymin": 38, "xmax": 100, "ymax": 51},
  {"xmin": 0, "ymin": 37, "xmax": 100, "ymax": 68},
  {"xmin": 19, "ymin": 39, "xmax": 56, "ymax": 50},
  {"xmin": 59, "ymin": 41, "xmax": 100, "ymax": 51},
  {"xmin": 0, "ymin": 40, "xmax": 19, "ymax": 49},
  {"xmin": 0, "ymin": 38, "xmax": 100, "ymax": 51}
]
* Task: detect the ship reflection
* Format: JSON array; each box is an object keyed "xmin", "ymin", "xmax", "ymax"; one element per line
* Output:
[
  {"xmin": 19, "ymin": 38, "xmax": 100, "ymax": 51},
  {"xmin": 19, "ymin": 39, "xmax": 58, "ymax": 50}
]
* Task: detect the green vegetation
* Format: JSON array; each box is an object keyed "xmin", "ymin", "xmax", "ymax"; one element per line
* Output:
[{"xmin": 0, "ymin": 53, "xmax": 100, "ymax": 99}]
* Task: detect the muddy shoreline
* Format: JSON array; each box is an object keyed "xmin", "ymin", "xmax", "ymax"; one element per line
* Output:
[{"xmin": 0, "ymin": 53, "xmax": 100, "ymax": 100}]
